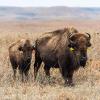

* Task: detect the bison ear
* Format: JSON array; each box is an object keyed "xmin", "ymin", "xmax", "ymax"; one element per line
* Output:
[{"xmin": 18, "ymin": 46, "xmax": 23, "ymax": 51}]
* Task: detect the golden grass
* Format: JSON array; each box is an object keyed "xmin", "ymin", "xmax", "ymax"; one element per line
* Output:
[{"xmin": 0, "ymin": 20, "xmax": 100, "ymax": 100}]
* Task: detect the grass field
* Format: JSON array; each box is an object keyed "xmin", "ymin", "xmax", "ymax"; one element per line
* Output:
[{"xmin": 0, "ymin": 20, "xmax": 100, "ymax": 100}]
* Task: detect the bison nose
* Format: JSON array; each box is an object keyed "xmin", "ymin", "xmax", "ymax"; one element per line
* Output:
[
  {"xmin": 81, "ymin": 56, "xmax": 87, "ymax": 61},
  {"xmin": 80, "ymin": 56, "xmax": 87, "ymax": 67},
  {"xmin": 28, "ymin": 56, "xmax": 31, "ymax": 59},
  {"xmin": 26, "ymin": 56, "xmax": 31, "ymax": 60}
]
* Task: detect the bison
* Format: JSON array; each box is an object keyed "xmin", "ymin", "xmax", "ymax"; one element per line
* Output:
[
  {"xmin": 33, "ymin": 28, "xmax": 91, "ymax": 86},
  {"xmin": 9, "ymin": 39, "xmax": 34, "ymax": 82}
]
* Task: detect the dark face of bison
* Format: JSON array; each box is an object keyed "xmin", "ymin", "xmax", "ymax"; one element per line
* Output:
[
  {"xmin": 18, "ymin": 40, "xmax": 34, "ymax": 60},
  {"xmin": 68, "ymin": 33, "xmax": 91, "ymax": 67}
]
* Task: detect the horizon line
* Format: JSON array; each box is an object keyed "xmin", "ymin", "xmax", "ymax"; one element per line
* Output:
[{"xmin": 0, "ymin": 5, "xmax": 100, "ymax": 8}]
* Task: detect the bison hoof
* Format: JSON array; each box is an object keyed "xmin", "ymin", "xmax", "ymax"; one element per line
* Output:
[{"xmin": 64, "ymin": 82, "xmax": 75, "ymax": 87}]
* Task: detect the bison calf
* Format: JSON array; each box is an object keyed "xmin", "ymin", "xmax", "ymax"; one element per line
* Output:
[{"xmin": 9, "ymin": 39, "xmax": 34, "ymax": 82}]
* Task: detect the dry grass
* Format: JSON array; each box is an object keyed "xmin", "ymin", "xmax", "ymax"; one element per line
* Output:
[{"xmin": 0, "ymin": 20, "xmax": 100, "ymax": 100}]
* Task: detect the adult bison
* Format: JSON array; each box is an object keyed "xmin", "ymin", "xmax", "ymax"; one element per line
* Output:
[
  {"xmin": 9, "ymin": 39, "xmax": 34, "ymax": 82},
  {"xmin": 33, "ymin": 28, "xmax": 91, "ymax": 86}
]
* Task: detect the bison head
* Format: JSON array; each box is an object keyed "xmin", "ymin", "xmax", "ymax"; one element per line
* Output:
[
  {"xmin": 18, "ymin": 40, "xmax": 34, "ymax": 60},
  {"xmin": 68, "ymin": 33, "xmax": 91, "ymax": 67}
]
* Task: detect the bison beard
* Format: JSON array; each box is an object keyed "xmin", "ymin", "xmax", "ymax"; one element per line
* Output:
[{"xmin": 33, "ymin": 28, "xmax": 91, "ymax": 86}]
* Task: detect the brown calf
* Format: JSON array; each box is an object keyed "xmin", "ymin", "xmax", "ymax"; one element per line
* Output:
[{"xmin": 9, "ymin": 39, "xmax": 34, "ymax": 82}]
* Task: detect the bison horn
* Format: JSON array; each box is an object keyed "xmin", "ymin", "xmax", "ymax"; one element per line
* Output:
[
  {"xmin": 68, "ymin": 40, "xmax": 76, "ymax": 48},
  {"xmin": 86, "ymin": 33, "xmax": 91, "ymax": 39},
  {"xmin": 69, "ymin": 40, "xmax": 74, "ymax": 44}
]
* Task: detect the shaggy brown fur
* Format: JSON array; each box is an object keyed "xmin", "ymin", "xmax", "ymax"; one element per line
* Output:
[
  {"xmin": 9, "ymin": 39, "xmax": 34, "ymax": 82},
  {"xmin": 34, "ymin": 27, "xmax": 91, "ymax": 86}
]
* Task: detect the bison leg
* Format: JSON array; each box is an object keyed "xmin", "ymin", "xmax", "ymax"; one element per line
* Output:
[
  {"xmin": 34, "ymin": 57, "xmax": 42, "ymax": 80},
  {"xmin": 62, "ymin": 69, "xmax": 74, "ymax": 87},
  {"xmin": 24, "ymin": 71, "xmax": 29, "ymax": 82},
  {"xmin": 65, "ymin": 70, "xmax": 74, "ymax": 86},
  {"xmin": 44, "ymin": 64, "xmax": 50, "ymax": 77},
  {"xmin": 58, "ymin": 59, "xmax": 69, "ymax": 85},
  {"xmin": 19, "ymin": 70, "xmax": 24, "ymax": 82},
  {"xmin": 19, "ymin": 66, "xmax": 24, "ymax": 82},
  {"xmin": 13, "ymin": 69, "xmax": 17, "ymax": 80},
  {"xmin": 10, "ymin": 59, "xmax": 17, "ymax": 80},
  {"xmin": 24, "ymin": 64, "xmax": 30, "ymax": 81},
  {"xmin": 44, "ymin": 65, "xmax": 51, "ymax": 83},
  {"xmin": 58, "ymin": 59, "xmax": 74, "ymax": 86}
]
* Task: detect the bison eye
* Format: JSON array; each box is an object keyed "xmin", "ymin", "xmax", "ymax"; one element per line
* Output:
[{"xmin": 18, "ymin": 46, "xmax": 23, "ymax": 51}]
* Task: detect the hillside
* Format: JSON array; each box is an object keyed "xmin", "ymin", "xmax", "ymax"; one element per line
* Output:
[{"xmin": 0, "ymin": 6, "xmax": 100, "ymax": 21}]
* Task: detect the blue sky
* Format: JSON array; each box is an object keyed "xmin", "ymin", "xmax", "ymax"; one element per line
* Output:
[{"xmin": 0, "ymin": 0, "xmax": 100, "ymax": 7}]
